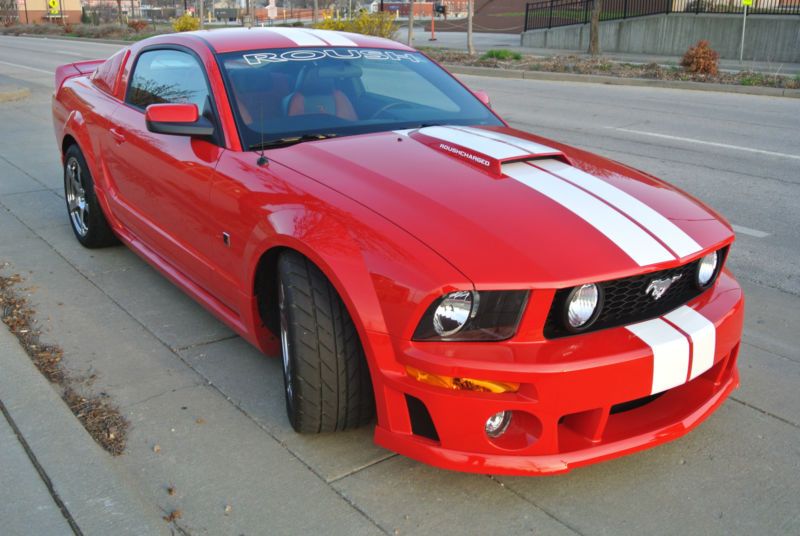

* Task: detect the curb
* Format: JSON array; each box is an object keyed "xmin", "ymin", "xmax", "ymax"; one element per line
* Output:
[
  {"xmin": 0, "ymin": 87, "xmax": 31, "ymax": 103},
  {"xmin": 1, "ymin": 33, "xmax": 131, "ymax": 45},
  {"xmin": 446, "ymin": 64, "xmax": 800, "ymax": 98},
  {"xmin": 0, "ymin": 327, "xmax": 169, "ymax": 535}
]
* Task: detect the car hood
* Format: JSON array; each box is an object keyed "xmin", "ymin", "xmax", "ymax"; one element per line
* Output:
[{"xmin": 269, "ymin": 125, "xmax": 733, "ymax": 287}]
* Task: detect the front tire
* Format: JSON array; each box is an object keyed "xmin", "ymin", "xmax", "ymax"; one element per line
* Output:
[
  {"xmin": 277, "ymin": 251, "xmax": 374, "ymax": 433},
  {"xmin": 63, "ymin": 144, "xmax": 118, "ymax": 248}
]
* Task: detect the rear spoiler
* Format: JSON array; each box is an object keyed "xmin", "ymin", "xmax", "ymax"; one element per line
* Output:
[{"xmin": 54, "ymin": 59, "xmax": 105, "ymax": 91}]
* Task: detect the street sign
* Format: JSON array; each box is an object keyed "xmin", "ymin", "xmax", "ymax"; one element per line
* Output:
[
  {"xmin": 742, "ymin": 0, "xmax": 752, "ymax": 5},
  {"xmin": 48, "ymin": 0, "xmax": 60, "ymax": 14}
]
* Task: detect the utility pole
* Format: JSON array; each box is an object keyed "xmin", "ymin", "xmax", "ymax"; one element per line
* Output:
[
  {"xmin": 467, "ymin": 0, "xmax": 475, "ymax": 55},
  {"xmin": 407, "ymin": 0, "xmax": 414, "ymax": 46},
  {"xmin": 199, "ymin": 0, "xmax": 204, "ymax": 27},
  {"xmin": 739, "ymin": 0, "xmax": 751, "ymax": 62}
]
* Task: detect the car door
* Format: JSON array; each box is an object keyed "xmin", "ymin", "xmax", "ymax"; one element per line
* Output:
[{"xmin": 102, "ymin": 47, "xmax": 225, "ymax": 302}]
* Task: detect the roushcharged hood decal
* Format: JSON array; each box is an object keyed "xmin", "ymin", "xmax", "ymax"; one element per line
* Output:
[
  {"xmin": 406, "ymin": 126, "xmax": 564, "ymax": 176},
  {"xmin": 270, "ymin": 125, "xmax": 732, "ymax": 286}
]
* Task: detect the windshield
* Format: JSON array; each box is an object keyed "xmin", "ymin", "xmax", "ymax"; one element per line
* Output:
[{"xmin": 218, "ymin": 48, "xmax": 503, "ymax": 149}]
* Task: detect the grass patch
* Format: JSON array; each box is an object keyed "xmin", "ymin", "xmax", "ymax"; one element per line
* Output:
[{"xmin": 481, "ymin": 49, "xmax": 523, "ymax": 61}]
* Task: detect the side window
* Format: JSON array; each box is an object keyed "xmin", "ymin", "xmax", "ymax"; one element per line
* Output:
[{"xmin": 127, "ymin": 49, "xmax": 210, "ymax": 110}]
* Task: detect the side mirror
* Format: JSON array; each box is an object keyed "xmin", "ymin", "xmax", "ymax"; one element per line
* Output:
[
  {"xmin": 145, "ymin": 103, "xmax": 214, "ymax": 136},
  {"xmin": 473, "ymin": 90, "xmax": 491, "ymax": 108}
]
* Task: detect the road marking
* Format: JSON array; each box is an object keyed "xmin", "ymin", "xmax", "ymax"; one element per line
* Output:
[
  {"xmin": 732, "ymin": 224, "xmax": 770, "ymax": 238},
  {"xmin": 0, "ymin": 60, "xmax": 52, "ymax": 75},
  {"xmin": 611, "ymin": 127, "xmax": 800, "ymax": 161}
]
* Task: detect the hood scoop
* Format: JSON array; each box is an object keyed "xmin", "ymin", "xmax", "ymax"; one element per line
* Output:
[{"xmin": 406, "ymin": 125, "xmax": 567, "ymax": 176}]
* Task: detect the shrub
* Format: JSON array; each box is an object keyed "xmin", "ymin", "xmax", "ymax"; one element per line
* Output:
[
  {"xmin": 314, "ymin": 12, "xmax": 397, "ymax": 39},
  {"xmin": 680, "ymin": 40, "xmax": 719, "ymax": 76},
  {"xmin": 480, "ymin": 49, "xmax": 522, "ymax": 61},
  {"xmin": 68, "ymin": 24, "xmax": 127, "ymax": 39},
  {"xmin": 0, "ymin": 23, "xmax": 64, "ymax": 35},
  {"xmin": 81, "ymin": 7, "xmax": 91, "ymax": 24},
  {"xmin": 127, "ymin": 19, "xmax": 149, "ymax": 32},
  {"xmin": 172, "ymin": 13, "xmax": 200, "ymax": 32}
]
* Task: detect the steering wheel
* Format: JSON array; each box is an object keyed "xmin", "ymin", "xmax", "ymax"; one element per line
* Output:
[{"xmin": 369, "ymin": 101, "xmax": 412, "ymax": 119}]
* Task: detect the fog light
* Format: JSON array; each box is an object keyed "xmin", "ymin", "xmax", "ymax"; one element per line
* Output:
[
  {"xmin": 485, "ymin": 411, "xmax": 512, "ymax": 438},
  {"xmin": 566, "ymin": 283, "xmax": 600, "ymax": 329}
]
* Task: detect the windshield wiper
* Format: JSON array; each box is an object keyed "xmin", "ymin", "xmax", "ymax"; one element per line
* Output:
[{"xmin": 248, "ymin": 133, "xmax": 337, "ymax": 151}]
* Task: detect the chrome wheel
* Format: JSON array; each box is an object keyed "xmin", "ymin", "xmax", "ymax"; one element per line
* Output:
[
  {"xmin": 278, "ymin": 281, "xmax": 294, "ymax": 405},
  {"xmin": 65, "ymin": 156, "xmax": 89, "ymax": 237}
]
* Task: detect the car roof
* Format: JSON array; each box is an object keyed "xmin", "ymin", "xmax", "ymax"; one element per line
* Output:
[{"xmin": 181, "ymin": 27, "xmax": 415, "ymax": 54}]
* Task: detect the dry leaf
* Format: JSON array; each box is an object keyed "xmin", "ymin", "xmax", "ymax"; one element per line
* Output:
[
  {"xmin": 153, "ymin": 444, "xmax": 161, "ymax": 454},
  {"xmin": 163, "ymin": 510, "xmax": 182, "ymax": 523}
]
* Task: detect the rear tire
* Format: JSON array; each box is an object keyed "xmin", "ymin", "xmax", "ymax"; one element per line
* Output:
[
  {"xmin": 63, "ymin": 144, "xmax": 118, "ymax": 248},
  {"xmin": 277, "ymin": 251, "xmax": 374, "ymax": 433}
]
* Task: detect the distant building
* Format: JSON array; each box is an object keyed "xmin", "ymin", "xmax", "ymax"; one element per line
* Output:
[{"xmin": 13, "ymin": 0, "xmax": 82, "ymax": 23}]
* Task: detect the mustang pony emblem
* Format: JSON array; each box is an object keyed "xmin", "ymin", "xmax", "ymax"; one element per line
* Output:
[{"xmin": 646, "ymin": 275, "xmax": 682, "ymax": 300}]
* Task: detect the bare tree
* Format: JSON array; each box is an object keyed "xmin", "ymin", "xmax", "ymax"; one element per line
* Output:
[
  {"xmin": 0, "ymin": 0, "xmax": 19, "ymax": 25},
  {"xmin": 116, "ymin": 0, "xmax": 123, "ymax": 25},
  {"xmin": 312, "ymin": 0, "xmax": 319, "ymax": 23},
  {"xmin": 406, "ymin": 0, "xmax": 414, "ymax": 46},
  {"xmin": 467, "ymin": 0, "xmax": 475, "ymax": 55},
  {"xmin": 588, "ymin": 0, "xmax": 602, "ymax": 56}
]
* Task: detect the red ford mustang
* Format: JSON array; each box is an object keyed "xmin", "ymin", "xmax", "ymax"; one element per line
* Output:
[{"xmin": 52, "ymin": 28, "xmax": 743, "ymax": 475}]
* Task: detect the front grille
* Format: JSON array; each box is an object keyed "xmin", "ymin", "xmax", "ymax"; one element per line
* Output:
[{"xmin": 544, "ymin": 248, "xmax": 727, "ymax": 338}]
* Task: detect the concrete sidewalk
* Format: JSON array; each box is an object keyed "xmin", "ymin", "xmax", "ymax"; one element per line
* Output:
[
  {"xmin": 0, "ymin": 327, "xmax": 168, "ymax": 536},
  {"xmin": 407, "ymin": 29, "xmax": 800, "ymax": 75}
]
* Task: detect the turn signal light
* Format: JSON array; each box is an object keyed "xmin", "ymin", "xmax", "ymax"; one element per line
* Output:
[{"xmin": 405, "ymin": 366, "xmax": 519, "ymax": 394}]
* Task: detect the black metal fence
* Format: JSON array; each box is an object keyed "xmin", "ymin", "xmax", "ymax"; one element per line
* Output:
[{"xmin": 524, "ymin": 0, "xmax": 800, "ymax": 31}]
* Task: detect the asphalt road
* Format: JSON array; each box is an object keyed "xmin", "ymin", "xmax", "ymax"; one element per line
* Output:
[{"xmin": 1, "ymin": 35, "xmax": 799, "ymax": 535}]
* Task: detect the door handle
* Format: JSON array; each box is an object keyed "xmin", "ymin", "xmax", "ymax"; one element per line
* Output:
[{"xmin": 109, "ymin": 128, "xmax": 126, "ymax": 144}]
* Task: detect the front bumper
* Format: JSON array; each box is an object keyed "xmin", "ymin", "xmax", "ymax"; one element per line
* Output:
[{"xmin": 369, "ymin": 270, "xmax": 744, "ymax": 476}]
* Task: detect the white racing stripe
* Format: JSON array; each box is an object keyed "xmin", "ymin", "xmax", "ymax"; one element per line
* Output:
[
  {"xmin": 664, "ymin": 306, "xmax": 716, "ymax": 380},
  {"xmin": 626, "ymin": 318, "xmax": 691, "ymax": 395},
  {"xmin": 453, "ymin": 126, "xmax": 557, "ymax": 155},
  {"xmin": 535, "ymin": 159, "xmax": 702, "ymax": 259},
  {"xmin": 267, "ymin": 27, "xmax": 328, "ymax": 46},
  {"xmin": 503, "ymin": 162, "xmax": 674, "ymax": 266},
  {"xmin": 306, "ymin": 29, "xmax": 359, "ymax": 46},
  {"xmin": 418, "ymin": 126, "xmax": 529, "ymax": 160}
]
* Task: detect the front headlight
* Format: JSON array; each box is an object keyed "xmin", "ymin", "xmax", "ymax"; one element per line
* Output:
[
  {"xmin": 413, "ymin": 290, "xmax": 529, "ymax": 341},
  {"xmin": 696, "ymin": 251, "xmax": 719, "ymax": 288},
  {"xmin": 433, "ymin": 290, "xmax": 478, "ymax": 337}
]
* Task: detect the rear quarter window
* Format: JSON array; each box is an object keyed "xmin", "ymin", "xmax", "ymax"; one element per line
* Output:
[{"xmin": 91, "ymin": 49, "xmax": 127, "ymax": 96}]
